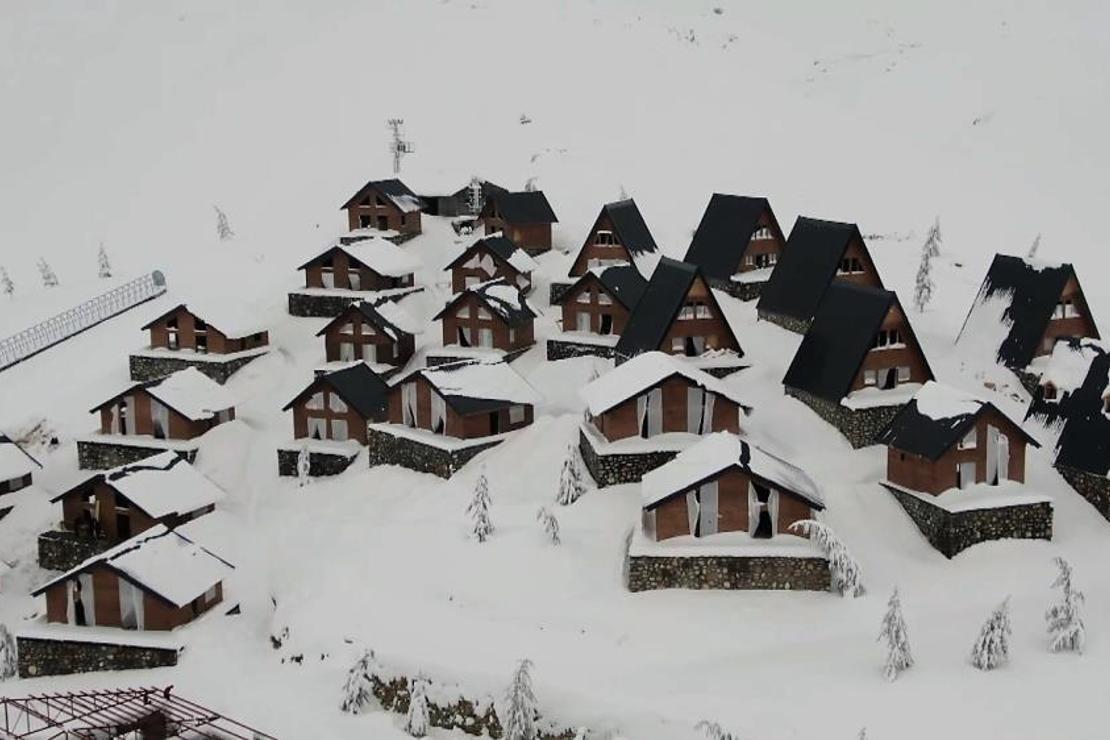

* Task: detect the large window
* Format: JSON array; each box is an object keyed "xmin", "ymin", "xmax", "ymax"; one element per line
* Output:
[
  {"xmin": 307, "ymin": 417, "xmax": 326, "ymax": 439},
  {"xmin": 509, "ymin": 405, "xmax": 525, "ymax": 424},
  {"xmin": 306, "ymin": 392, "xmax": 324, "ymax": 410},
  {"xmin": 872, "ymin": 328, "xmax": 904, "ymax": 349}
]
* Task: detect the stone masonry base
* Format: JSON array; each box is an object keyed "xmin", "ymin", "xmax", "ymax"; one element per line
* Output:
[
  {"xmin": 1056, "ymin": 464, "xmax": 1110, "ymax": 523},
  {"xmin": 366, "ymin": 427, "xmax": 502, "ymax": 479},
  {"xmin": 276, "ymin": 447, "xmax": 360, "ymax": 477},
  {"xmin": 426, "ymin": 344, "xmax": 532, "ymax": 367},
  {"xmin": 785, "ymin": 387, "xmax": 902, "ymax": 449},
  {"xmin": 546, "ymin": 339, "xmax": 618, "ymax": 361},
  {"xmin": 129, "ymin": 351, "xmax": 264, "ymax": 384},
  {"xmin": 579, "ymin": 428, "xmax": 678, "ymax": 488},
  {"xmin": 38, "ymin": 530, "xmax": 113, "ymax": 571},
  {"xmin": 17, "ymin": 636, "xmax": 180, "ymax": 678},
  {"xmin": 627, "ymin": 553, "xmax": 831, "ymax": 591},
  {"xmin": 709, "ymin": 277, "xmax": 766, "ymax": 302},
  {"xmin": 884, "ymin": 484, "xmax": 1053, "ymax": 558},
  {"xmin": 77, "ymin": 440, "xmax": 197, "ymax": 471},
  {"xmin": 548, "ymin": 281, "xmax": 574, "ymax": 305},
  {"xmin": 287, "ymin": 286, "xmax": 423, "ymax": 318},
  {"xmin": 757, "ymin": 309, "xmax": 811, "ymax": 334}
]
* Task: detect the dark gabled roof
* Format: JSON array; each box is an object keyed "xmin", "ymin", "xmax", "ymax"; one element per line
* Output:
[
  {"xmin": 560, "ymin": 264, "xmax": 647, "ymax": 311},
  {"xmin": 958, "ymin": 254, "xmax": 1096, "ymax": 369},
  {"xmin": 876, "ymin": 382, "xmax": 1039, "ymax": 460},
  {"xmin": 282, "ymin": 363, "xmax": 389, "ymax": 418},
  {"xmin": 0, "ymin": 433, "xmax": 41, "ymax": 469},
  {"xmin": 483, "ymin": 191, "xmax": 558, "ymax": 224},
  {"xmin": 1051, "ymin": 349, "xmax": 1110, "ymax": 477},
  {"xmin": 315, "ymin": 300, "xmax": 413, "ymax": 341},
  {"xmin": 684, "ymin": 194, "xmax": 771, "ymax": 280},
  {"xmin": 757, "ymin": 217, "xmax": 875, "ymax": 322},
  {"xmin": 444, "ymin": 236, "xmax": 530, "ymax": 274},
  {"xmin": 783, "ymin": 283, "xmax": 928, "ymax": 402},
  {"xmin": 340, "ymin": 178, "xmax": 420, "ymax": 211},
  {"xmin": 391, "ymin": 359, "xmax": 542, "ymax": 415},
  {"xmin": 432, "ymin": 279, "xmax": 537, "ymax": 327},
  {"xmin": 600, "ymin": 199, "xmax": 658, "ymax": 255},
  {"xmin": 615, "ymin": 258, "xmax": 742, "ymax": 359}
]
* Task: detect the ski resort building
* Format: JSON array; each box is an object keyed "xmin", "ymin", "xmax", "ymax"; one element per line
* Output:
[
  {"xmin": 578, "ymin": 351, "xmax": 751, "ymax": 486},
  {"xmin": 445, "ymin": 235, "xmax": 537, "ymax": 295},
  {"xmin": 417, "ymin": 177, "xmax": 506, "ymax": 218},
  {"xmin": 340, "ymin": 178, "xmax": 424, "ymax": 236},
  {"xmin": 628, "ymin": 432, "xmax": 830, "ymax": 592},
  {"xmin": 368, "ymin": 359, "xmax": 542, "ymax": 478},
  {"xmin": 682, "ymin": 194, "xmax": 786, "ymax": 301},
  {"xmin": 315, "ymin": 299, "xmax": 419, "ymax": 376},
  {"xmin": 757, "ymin": 217, "xmax": 883, "ymax": 333},
  {"xmin": 876, "ymin": 381, "xmax": 1050, "ymax": 557},
  {"xmin": 567, "ymin": 198, "xmax": 658, "ymax": 278},
  {"xmin": 430, "ymin": 278, "xmax": 537, "ymax": 363},
  {"xmin": 289, "ymin": 234, "xmax": 421, "ymax": 317},
  {"xmin": 0, "ymin": 434, "xmax": 39, "ymax": 495},
  {"xmin": 783, "ymin": 283, "xmax": 934, "ymax": 448},
  {"xmin": 956, "ymin": 254, "xmax": 1100, "ymax": 390},
  {"xmin": 130, "ymin": 302, "xmax": 270, "ymax": 384},
  {"xmin": 548, "ymin": 264, "xmax": 647, "ymax": 360},
  {"xmin": 38, "ymin": 451, "xmax": 224, "ymax": 571},
  {"xmin": 476, "ymin": 190, "xmax": 558, "ymax": 255},
  {"xmin": 78, "ymin": 368, "xmax": 236, "ymax": 470}
]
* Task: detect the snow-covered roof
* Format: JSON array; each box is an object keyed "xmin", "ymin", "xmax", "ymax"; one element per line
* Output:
[
  {"xmin": 908, "ymin": 382, "xmax": 983, "ymax": 420},
  {"xmin": 340, "ymin": 236, "xmax": 421, "ymax": 277},
  {"xmin": 433, "ymin": 278, "xmax": 538, "ymax": 326},
  {"xmin": 33, "ymin": 524, "xmax": 234, "ymax": 608},
  {"xmin": 142, "ymin": 299, "xmax": 269, "ymax": 339},
  {"xmin": 641, "ymin": 432, "xmax": 823, "ymax": 510},
  {"xmin": 340, "ymin": 178, "xmax": 424, "ymax": 213},
  {"xmin": 1033, "ymin": 338, "xmax": 1106, "ymax": 394},
  {"xmin": 580, "ymin": 351, "xmax": 751, "ymax": 415},
  {"xmin": 450, "ymin": 233, "xmax": 539, "ymax": 274},
  {"xmin": 0, "ymin": 434, "xmax": 38, "ymax": 481},
  {"xmin": 146, "ymin": 367, "xmax": 236, "ymax": 421},
  {"xmin": 412, "ymin": 359, "xmax": 543, "ymax": 408}
]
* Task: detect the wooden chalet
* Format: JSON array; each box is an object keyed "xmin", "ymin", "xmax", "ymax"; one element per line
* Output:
[
  {"xmin": 445, "ymin": 235, "xmax": 538, "ymax": 294},
  {"xmin": 418, "ymin": 177, "xmax": 507, "ymax": 217},
  {"xmin": 141, "ymin": 303, "xmax": 268, "ymax": 356},
  {"xmin": 283, "ymin": 363, "xmax": 390, "ymax": 445},
  {"xmin": 956, "ymin": 254, "xmax": 1100, "ymax": 374},
  {"xmin": 557, "ymin": 264, "xmax": 646, "ymax": 337},
  {"xmin": 0, "ymin": 434, "xmax": 39, "ymax": 495},
  {"xmin": 614, "ymin": 257, "xmax": 742, "ymax": 361},
  {"xmin": 33, "ymin": 525, "xmax": 233, "ymax": 631},
  {"xmin": 568, "ymin": 199, "xmax": 658, "ymax": 278},
  {"xmin": 477, "ymin": 191, "xmax": 558, "ymax": 255},
  {"xmin": 433, "ymin": 278, "xmax": 537, "ymax": 355},
  {"xmin": 316, "ymin": 300, "xmax": 419, "ymax": 369},
  {"xmin": 683, "ymin": 194, "xmax": 786, "ymax": 299},
  {"xmin": 757, "ymin": 217, "xmax": 883, "ymax": 332},
  {"xmin": 298, "ymin": 236, "xmax": 419, "ymax": 292},
  {"xmin": 91, "ymin": 368, "xmax": 236, "ymax": 442},
  {"xmin": 340, "ymin": 178, "xmax": 424, "ymax": 235}
]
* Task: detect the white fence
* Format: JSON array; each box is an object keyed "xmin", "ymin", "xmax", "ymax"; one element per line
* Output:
[{"xmin": 0, "ymin": 271, "xmax": 167, "ymax": 372}]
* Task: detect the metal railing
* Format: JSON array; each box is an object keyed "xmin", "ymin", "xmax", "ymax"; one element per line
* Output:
[{"xmin": 0, "ymin": 271, "xmax": 167, "ymax": 372}]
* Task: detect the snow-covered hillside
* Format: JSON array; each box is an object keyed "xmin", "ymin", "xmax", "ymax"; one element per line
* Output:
[{"xmin": 2, "ymin": 1, "xmax": 1109, "ymax": 738}]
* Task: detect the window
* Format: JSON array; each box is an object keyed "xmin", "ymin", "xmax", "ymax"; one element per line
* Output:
[
  {"xmin": 863, "ymin": 369, "xmax": 877, "ymax": 387},
  {"xmin": 465, "ymin": 275, "xmax": 480, "ymax": 288},
  {"xmin": 477, "ymin": 307, "xmax": 492, "ymax": 320},
  {"xmin": 348, "ymin": 271, "xmax": 361, "ymax": 291},
  {"xmin": 339, "ymin": 342, "xmax": 355, "ymax": 362},
  {"xmin": 328, "ymin": 394, "xmax": 348, "ymax": 413},
  {"xmin": 576, "ymin": 312, "xmax": 591, "ymax": 332},
  {"xmin": 359, "ymin": 215, "xmax": 373, "ymax": 228},
  {"xmin": 684, "ymin": 336, "xmax": 706, "ymax": 357},
  {"xmin": 1042, "ymin": 383, "xmax": 1058, "ymax": 401},
  {"xmin": 872, "ymin": 329, "xmax": 904, "ymax": 349},
  {"xmin": 330, "ymin": 418, "xmax": 348, "ymax": 441},
  {"xmin": 151, "ymin": 400, "xmax": 169, "ymax": 440},
  {"xmin": 839, "ymin": 257, "xmax": 864, "ymax": 274},
  {"xmin": 1055, "ymin": 300, "xmax": 1079, "ymax": 319},
  {"xmin": 194, "ymin": 318, "xmax": 207, "ymax": 331},
  {"xmin": 897, "ymin": 366, "xmax": 911, "ymax": 382},
  {"xmin": 478, "ymin": 328, "xmax": 494, "ymax": 347},
  {"xmin": 508, "ymin": 328, "xmax": 516, "ymax": 344},
  {"xmin": 754, "ymin": 252, "xmax": 776, "ymax": 269},
  {"xmin": 205, "ymin": 585, "xmax": 218, "ymax": 604},
  {"xmin": 750, "ymin": 226, "xmax": 772, "ymax": 241},
  {"xmin": 597, "ymin": 292, "xmax": 612, "ymax": 306},
  {"xmin": 458, "ymin": 304, "xmax": 470, "ymax": 318},
  {"xmin": 694, "ymin": 303, "xmax": 711, "ymax": 319},
  {"xmin": 577, "ymin": 291, "xmax": 591, "ymax": 304},
  {"xmin": 362, "ymin": 343, "xmax": 378, "ymax": 363},
  {"xmin": 307, "ymin": 417, "xmax": 326, "ymax": 439},
  {"xmin": 672, "ymin": 337, "xmax": 685, "ymax": 352},
  {"xmin": 744, "ymin": 255, "xmax": 754, "ymax": 266},
  {"xmin": 599, "ymin": 314, "xmax": 613, "ymax": 335},
  {"xmin": 678, "ymin": 305, "xmax": 695, "ymax": 321},
  {"xmin": 375, "ymin": 195, "xmax": 387, "ymax": 206},
  {"xmin": 509, "ymin": 405, "xmax": 525, "ymax": 424},
  {"xmin": 402, "ymin": 383, "xmax": 417, "ymax": 427},
  {"xmin": 306, "ymin": 392, "xmax": 324, "ymax": 410},
  {"xmin": 321, "ymin": 269, "xmax": 336, "ymax": 289},
  {"xmin": 594, "ymin": 230, "xmax": 615, "ymax": 245},
  {"xmin": 959, "ymin": 428, "xmax": 977, "ymax": 449}
]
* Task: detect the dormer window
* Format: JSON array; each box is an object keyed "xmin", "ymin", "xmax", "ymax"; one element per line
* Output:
[
  {"xmin": 839, "ymin": 257, "xmax": 865, "ymax": 275},
  {"xmin": 594, "ymin": 230, "xmax": 617, "ymax": 246}
]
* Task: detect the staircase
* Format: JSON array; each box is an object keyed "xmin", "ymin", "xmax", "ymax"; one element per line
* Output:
[{"xmin": 0, "ymin": 271, "xmax": 167, "ymax": 372}]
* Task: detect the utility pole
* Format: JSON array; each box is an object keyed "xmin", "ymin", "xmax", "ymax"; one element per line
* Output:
[{"xmin": 387, "ymin": 118, "xmax": 414, "ymax": 174}]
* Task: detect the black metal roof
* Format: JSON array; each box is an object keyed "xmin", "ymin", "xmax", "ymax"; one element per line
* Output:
[
  {"xmin": 1051, "ymin": 348, "xmax": 1110, "ymax": 477},
  {"xmin": 340, "ymin": 178, "xmax": 419, "ymax": 210},
  {"xmin": 282, "ymin": 362, "xmax": 389, "ymax": 418},
  {"xmin": 432, "ymin": 278, "xmax": 536, "ymax": 327},
  {"xmin": 483, "ymin": 191, "xmax": 558, "ymax": 224},
  {"xmin": 0, "ymin": 433, "xmax": 41, "ymax": 469},
  {"xmin": 444, "ymin": 236, "xmax": 529, "ymax": 274},
  {"xmin": 315, "ymin": 300, "xmax": 412, "ymax": 340},
  {"xmin": 600, "ymin": 199, "xmax": 658, "ymax": 255},
  {"xmin": 560, "ymin": 264, "xmax": 647, "ymax": 311},
  {"xmin": 757, "ymin": 217, "xmax": 873, "ymax": 322},
  {"xmin": 684, "ymin": 194, "xmax": 771, "ymax": 280}
]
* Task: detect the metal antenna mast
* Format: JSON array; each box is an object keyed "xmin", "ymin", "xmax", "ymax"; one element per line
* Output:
[{"xmin": 388, "ymin": 118, "xmax": 414, "ymax": 174}]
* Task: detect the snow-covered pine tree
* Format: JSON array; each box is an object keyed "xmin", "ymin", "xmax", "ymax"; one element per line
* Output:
[
  {"xmin": 970, "ymin": 597, "xmax": 1012, "ymax": 671},
  {"xmin": 340, "ymin": 649, "xmax": 376, "ymax": 713},
  {"xmin": 523, "ymin": 177, "xmax": 537, "ymax": 192},
  {"xmin": 1045, "ymin": 556, "xmax": 1085, "ymax": 654},
  {"xmin": 37, "ymin": 258, "xmax": 58, "ymax": 288},
  {"xmin": 913, "ymin": 217, "xmax": 942, "ymax": 312},
  {"xmin": 789, "ymin": 520, "xmax": 865, "ymax": 597},
  {"xmin": 555, "ymin": 443, "xmax": 586, "ymax": 505},
  {"xmin": 1027, "ymin": 233, "xmax": 1042, "ymax": 260},
  {"xmin": 536, "ymin": 507, "xmax": 560, "ymax": 545},
  {"xmin": 215, "ymin": 205, "xmax": 235, "ymax": 240},
  {"xmin": 296, "ymin": 445, "xmax": 311, "ymax": 488},
  {"xmin": 502, "ymin": 658, "xmax": 538, "ymax": 740},
  {"xmin": 0, "ymin": 267, "xmax": 13, "ymax": 298},
  {"xmin": 467, "ymin": 471, "xmax": 493, "ymax": 543},
  {"xmin": 877, "ymin": 587, "xmax": 913, "ymax": 681},
  {"xmin": 97, "ymin": 243, "xmax": 112, "ymax": 278},
  {"xmin": 0, "ymin": 624, "xmax": 16, "ymax": 680},
  {"xmin": 695, "ymin": 720, "xmax": 738, "ymax": 740},
  {"xmin": 405, "ymin": 677, "xmax": 431, "ymax": 737}
]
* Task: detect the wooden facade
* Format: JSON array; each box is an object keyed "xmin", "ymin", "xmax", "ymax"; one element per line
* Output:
[
  {"xmin": 289, "ymin": 383, "xmax": 380, "ymax": 445},
  {"xmin": 733, "ymin": 209, "xmax": 786, "ymax": 274},
  {"xmin": 851, "ymin": 302, "xmax": 932, "ymax": 392},
  {"xmin": 1038, "ymin": 275, "xmax": 1099, "ymax": 357},
  {"xmin": 146, "ymin": 307, "xmax": 268, "ymax": 355},
  {"xmin": 302, "ymin": 247, "xmax": 415, "ymax": 291},
  {"xmin": 480, "ymin": 219, "xmax": 551, "ymax": 255},
  {"xmin": 43, "ymin": 569, "xmax": 223, "ymax": 631},
  {"xmin": 450, "ymin": 246, "xmax": 531, "ymax": 295},
  {"xmin": 321, "ymin": 306, "xmax": 415, "ymax": 367},
  {"xmin": 560, "ymin": 274, "xmax": 631, "ymax": 336},
  {"xmin": 439, "ymin": 292, "xmax": 534, "ymax": 353},
  {"xmin": 660, "ymin": 274, "xmax": 739, "ymax": 357},
  {"xmin": 570, "ymin": 210, "xmax": 632, "ymax": 277},
  {"xmin": 385, "ymin": 373, "xmax": 535, "ymax": 439},
  {"xmin": 95, "ymin": 389, "xmax": 233, "ymax": 440},
  {"xmin": 56, "ymin": 481, "xmax": 212, "ymax": 545},
  {"xmin": 345, "ymin": 185, "xmax": 422, "ymax": 235},
  {"xmin": 590, "ymin": 375, "xmax": 741, "ymax": 443}
]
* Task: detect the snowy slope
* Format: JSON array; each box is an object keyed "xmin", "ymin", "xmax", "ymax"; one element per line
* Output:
[{"xmin": 2, "ymin": 1, "xmax": 1110, "ymax": 738}]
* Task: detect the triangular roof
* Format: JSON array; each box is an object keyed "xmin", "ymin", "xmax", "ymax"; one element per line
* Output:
[
  {"xmin": 316, "ymin": 300, "xmax": 421, "ymax": 342},
  {"xmin": 432, "ymin": 278, "xmax": 538, "ymax": 328},
  {"xmin": 956, "ymin": 254, "xmax": 1099, "ymax": 369},
  {"xmin": 641, "ymin": 432, "xmax": 824, "ymax": 511},
  {"xmin": 0, "ymin": 434, "xmax": 40, "ymax": 481},
  {"xmin": 393, "ymin": 359, "xmax": 542, "ymax": 414},
  {"xmin": 684, "ymin": 194, "xmax": 776, "ymax": 281},
  {"xmin": 615, "ymin": 258, "xmax": 742, "ymax": 359},
  {"xmin": 340, "ymin": 178, "xmax": 423, "ymax": 213},
  {"xmin": 444, "ymin": 235, "xmax": 538, "ymax": 275},
  {"xmin": 480, "ymin": 191, "xmax": 558, "ymax": 224},
  {"xmin": 783, "ymin": 283, "xmax": 933, "ymax": 402},
  {"xmin": 594, "ymin": 199, "xmax": 658, "ymax": 256},
  {"xmin": 283, "ymin": 362, "xmax": 390, "ymax": 418},
  {"xmin": 580, "ymin": 351, "xmax": 751, "ymax": 416},
  {"xmin": 32, "ymin": 524, "xmax": 234, "ymax": 608},
  {"xmin": 876, "ymin": 381, "xmax": 1039, "ymax": 460},
  {"xmin": 757, "ymin": 217, "xmax": 879, "ymax": 322},
  {"xmin": 140, "ymin": 300, "xmax": 268, "ymax": 339},
  {"xmin": 559, "ymin": 264, "xmax": 647, "ymax": 312},
  {"xmin": 297, "ymin": 236, "xmax": 421, "ymax": 278},
  {"xmin": 93, "ymin": 368, "xmax": 236, "ymax": 422}
]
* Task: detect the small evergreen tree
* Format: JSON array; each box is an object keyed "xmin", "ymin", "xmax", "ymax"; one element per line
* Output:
[
  {"xmin": 502, "ymin": 658, "xmax": 538, "ymax": 740},
  {"xmin": 572, "ymin": 729, "xmax": 588, "ymax": 740},
  {"xmin": 1027, "ymin": 233, "xmax": 1042, "ymax": 260},
  {"xmin": 467, "ymin": 471, "xmax": 493, "ymax": 543},
  {"xmin": 695, "ymin": 720, "xmax": 738, "ymax": 740},
  {"xmin": 970, "ymin": 597, "xmax": 1012, "ymax": 671},
  {"xmin": 913, "ymin": 218, "xmax": 941, "ymax": 312},
  {"xmin": 1045, "ymin": 557, "xmax": 1085, "ymax": 654},
  {"xmin": 0, "ymin": 624, "xmax": 16, "ymax": 680},
  {"xmin": 97, "ymin": 243, "xmax": 112, "ymax": 278},
  {"xmin": 556, "ymin": 444, "xmax": 586, "ymax": 505},
  {"xmin": 536, "ymin": 507, "xmax": 561, "ymax": 545},
  {"xmin": 405, "ymin": 677, "xmax": 431, "ymax": 737},
  {"xmin": 0, "ymin": 267, "xmax": 13, "ymax": 298},
  {"xmin": 789, "ymin": 520, "xmax": 865, "ymax": 597},
  {"xmin": 215, "ymin": 205, "xmax": 235, "ymax": 240},
  {"xmin": 296, "ymin": 445, "xmax": 311, "ymax": 488},
  {"xmin": 877, "ymin": 587, "xmax": 913, "ymax": 681},
  {"xmin": 340, "ymin": 649, "xmax": 376, "ymax": 713},
  {"xmin": 37, "ymin": 258, "xmax": 58, "ymax": 288}
]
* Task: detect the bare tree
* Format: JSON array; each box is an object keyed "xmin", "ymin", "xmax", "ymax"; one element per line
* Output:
[
  {"xmin": 37, "ymin": 258, "xmax": 58, "ymax": 288},
  {"xmin": 0, "ymin": 267, "xmax": 13, "ymax": 298},
  {"xmin": 913, "ymin": 218, "xmax": 942, "ymax": 312},
  {"xmin": 214, "ymin": 205, "xmax": 235, "ymax": 240}
]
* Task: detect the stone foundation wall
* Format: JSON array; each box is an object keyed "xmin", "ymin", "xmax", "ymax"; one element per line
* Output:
[
  {"xmin": 129, "ymin": 352, "xmax": 263, "ymax": 384},
  {"xmin": 426, "ymin": 344, "xmax": 532, "ymax": 367},
  {"xmin": 17, "ymin": 636, "xmax": 180, "ymax": 678},
  {"xmin": 38, "ymin": 530, "xmax": 112, "ymax": 571},
  {"xmin": 77, "ymin": 441, "xmax": 196, "ymax": 471},
  {"xmin": 276, "ymin": 447, "xmax": 360, "ymax": 477},
  {"xmin": 1015, "ymin": 370, "xmax": 1042, "ymax": 396},
  {"xmin": 700, "ymin": 366, "xmax": 745, "ymax": 379},
  {"xmin": 757, "ymin": 309, "xmax": 811, "ymax": 334},
  {"xmin": 366, "ymin": 428, "xmax": 501, "ymax": 479},
  {"xmin": 708, "ymin": 277, "xmax": 764, "ymax": 302},
  {"xmin": 546, "ymin": 339, "xmax": 617, "ymax": 362},
  {"xmin": 578, "ymin": 428, "xmax": 678, "ymax": 488},
  {"xmin": 548, "ymin": 281, "xmax": 574, "ymax": 305},
  {"xmin": 885, "ymin": 485, "xmax": 1053, "ymax": 558},
  {"xmin": 785, "ymin": 387, "xmax": 902, "ymax": 449},
  {"xmin": 627, "ymin": 553, "xmax": 831, "ymax": 592},
  {"xmin": 1056, "ymin": 464, "xmax": 1110, "ymax": 523},
  {"xmin": 287, "ymin": 286, "xmax": 422, "ymax": 318}
]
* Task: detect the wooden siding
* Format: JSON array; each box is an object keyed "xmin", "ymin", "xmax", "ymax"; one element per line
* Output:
[
  {"xmin": 291, "ymin": 384, "xmax": 375, "ymax": 445},
  {"xmin": 451, "ymin": 246, "xmax": 531, "ymax": 294},
  {"xmin": 303, "ymin": 248, "xmax": 415, "ymax": 291},
  {"xmin": 569, "ymin": 212, "xmax": 634, "ymax": 277},
  {"xmin": 850, "ymin": 302, "xmax": 932, "ymax": 393},
  {"xmin": 659, "ymin": 275, "xmax": 740, "ymax": 356},
  {"xmin": 439, "ymin": 292, "xmax": 534, "ymax": 353},
  {"xmin": 95, "ymin": 388, "xmax": 232, "ymax": 440},
  {"xmin": 322, "ymin": 309, "xmax": 415, "ymax": 366},
  {"xmin": 345, "ymin": 186, "xmax": 422, "ymax": 235},
  {"xmin": 479, "ymin": 217, "xmax": 552, "ymax": 255},
  {"xmin": 1037, "ymin": 275, "xmax": 1100, "ymax": 357},
  {"xmin": 559, "ymin": 274, "xmax": 631, "ymax": 336},
  {"xmin": 385, "ymin": 373, "xmax": 534, "ymax": 439},
  {"xmin": 591, "ymin": 375, "xmax": 741, "ymax": 443},
  {"xmin": 148, "ymin": 307, "xmax": 268, "ymax": 354},
  {"xmin": 734, "ymin": 208, "xmax": 786, "ymax": 274}
]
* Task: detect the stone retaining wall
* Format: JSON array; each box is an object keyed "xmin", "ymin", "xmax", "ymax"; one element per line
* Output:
[
  {"xmin": 757, "ymin": 309, "xmax": 811, "ymax": 334},
  {"xmin": 17, "ymin": 636, "xmax": 180, "ymax": 678},
  {"xmin": 1056, "ymin": 464, "xmax": 1110, "ymax": 523},
  {"xmin": 578, "ymin": 428, "xmax": 678, "ymax": 488},
  {"xmin": 785, "ymin": 387, "xmax": 902, "ymax": 449},
  {"xmin": 708, "ymin": 277, "xmax": 765, "ymax": 302},
  {"xmin": 129, "ymin": 352, "xmax": 263, "ymax": 384},
  {"xmin": 1015, "ymin": 370, "xmax": 1042, "ymax": 396},
  {"xmin": 77, "ymin": 440, "xmax": 196, "ymax": 471},
  {"xmin": 546, "ymin": 339, "xmax": 617, "ymax": 361},
  {"xmin": 38, "ymin": 530, "xmax": 113, "ymax": 571},
  {"xmin": 277, "ymin": 447, "xmax": 361, "ymax": 477},
  {"xmin": 287, "ymin": 286, "xmax": 423, "ymax": 318},
  {"xmin": 548, "ymin": 281, "xmax": 574, "ymax": 305},
  {"xmin": 627, "ymin": 553, "xmax": 831, "ymax": 592},
  {"xmin": 366, "ymin": 428, "xmax": 501, "ymax": 479},
  {"xmin": 426, "ymin": 344, "xmax": 532, "ymax": 367},
  {"xmin": 884, "ymin": 484, "xmax": 1053, "ymax": 558}
]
